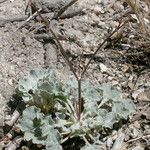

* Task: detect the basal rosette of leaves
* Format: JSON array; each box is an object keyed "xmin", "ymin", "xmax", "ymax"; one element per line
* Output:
[
  {"xmin": 17, "ymin": 68, "xmax": 136, "ymax": 150},
  {"xmin": 17, "ymin": 68, "xmax": 67, "ymax": 114},
  {"xmin": 18, "ymin": 106, "xmax": 63, "ymax": 150}
]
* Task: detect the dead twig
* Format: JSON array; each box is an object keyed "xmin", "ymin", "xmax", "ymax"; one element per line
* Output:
[
  {"xmin": 111, "ymin": 132, "xmax": 125, "ymax": 150},
  {"xmin": 33, "ymin": 33, "xmax": 75, "ymax": 41},
  {"xmin": 5, "ymin": 100, "xmax": 25, "ymax": 127},
  {"xmin": 16, "ymin": 8, "xmax": 42, "ymax": 31},
  {"xmin": 127, "ymin": 134, "xmax": 150, "ymax": 143},
  {"xmin": 5, "ymin": 136, "xmax": 23, "ymax": 150},
  {"xmin": 126, "ymin": 0, "xmax": 149, "ymax": 36},
  {"xmin": 52, "ymin": 0, "xmax": 79, "ymax": 19}
]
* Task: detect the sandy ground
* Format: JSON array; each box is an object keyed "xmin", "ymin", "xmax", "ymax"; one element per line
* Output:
[{"xmin": 0, "ymin": 0, "xmax": 150, "ymax": 149}]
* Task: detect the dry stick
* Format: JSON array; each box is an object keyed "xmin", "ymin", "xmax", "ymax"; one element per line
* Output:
[
  {"xmin": 111, "ymin": 132, "xmax": 125, "ymax": 150},
  {"xmin": 127, "ymin": 134, "xmax": 150, "ymax": 143},
  {"xmin": 16, "ymin": 8, "xmax": 42, "ymax": 31},
  {"xmin": 33, "ymin": 33, "xmax": 74, "ymax": 41},
  {"xmin": 5, "ymin": 136, "xmax": 23, "ymax": 150},
  {"xmin": 52, "ymin": 0, "xmax": 79, "ymax": 19}
]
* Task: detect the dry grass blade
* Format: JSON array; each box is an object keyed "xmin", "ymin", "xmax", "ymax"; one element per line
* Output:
[{"xmin": 126, "ymin": 0, "xmax": 149, "ymax": 35}]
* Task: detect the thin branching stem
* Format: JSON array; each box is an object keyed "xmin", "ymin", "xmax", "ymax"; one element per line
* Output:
[
  {"xmin": 48, "ymin": 26, "xmax": 79, "ymax": 80},
  {"xmin": 81, "ymin": 21, "xmax": 127, "ymax": 78},
  {"xmin": 78, "ymin": 50, "xmax": 84, "ymax": 77},
  {"xmin": 35, "ymin": 10, "xmax": 81, "ymax": 119},
  {"xmin": 77, "ymin": 79, "xmax": 81, "ymax": 120},
  {"xmin": 37, "ymin": 12, "xmax": 79, "ymax": 80},
  {"xmin": 33, "ymin": 3, "xmax": 128, "ymax": 121}
]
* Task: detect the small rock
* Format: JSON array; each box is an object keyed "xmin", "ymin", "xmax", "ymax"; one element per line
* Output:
[
  {"xmin": 99, "ymin": 63, "xmax": 108, "ymax": 73},
  {"xmin": 137, "ymin": 90, "xmax": 150, "ymax": 102},
  {"xmin": 128, "ymin": 82, "xmax": 134, "ymax": 89},
  {"xmin": 131, "ymin": 128, "xmax": 139, "ymax": 138},
  {"xmin": 110, "ymin": 21, "xmax": 119, "ymax": 28},
  {"xmin": 106, "ymin": 137, "xmax": 113, "ymax": 149},
  {"xmin": 121, "ymin": 64, "xmax": 130, "ymax": 72},
  {"xmin": 133, "ymin": 121, "xmax": 141, "ymax": 129},
  {"xmin": 142, "ymin": 107, "xmax": 150, "ymax": 120},
  {"xmin": 132, "ymin": 89, "xmax": 145, "ymax": 100},
  {"xmin": 108, "ymin": 76, "xmax": 113, "ymax": 81},
  {"xmin": 93, "ymin": 5, "xmax": 104, "ymax": 15},
  {"xmin": 98, "ymin": 21, "xmax": 106, "ymax": 29},
  {"xmin": 8, "ymin": 79, "xmax": 14, "ymax": 86},
  {"xmin": 91, "ymin": 13, "xmax": 99, "ymax": 23},
  {"xmin": 113, "ymin": 1, "xmax": 124, "ymax": 11},
  {"xmin": 131, "ymin": 145, "xmax": 144, "ymax": 150},
  {"xmin": 131, "ymin": 14, "xmax": 139, "ymax": 23},
  {"xmin": 112, "ymin": 80, "xmax": 119, "ymax": 86},
  {"xmin": 111, "ymin": 131, "xmax": 125, "ymax": 150},
  {"xmin": 112, "ymin": 130, "xmax": 118, "ymax": 141},
  {"xmin": 144, "ymin": 18, "xmax": 149, "ymax": 24}
]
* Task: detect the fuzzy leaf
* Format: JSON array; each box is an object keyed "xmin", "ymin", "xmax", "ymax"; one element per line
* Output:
[
  {"xmin": 82, "ymin": 80, "xmax": 102, "ymax": 102},
  {"xmin": 66, "ymin": 77, "xmax": 102, "ymax": 103},
  {"xmin": 17, "ymin": 68, "xmax": 66, "ymax": 103},
  {"xmin": 46, "ymin": 135, "xmax": 62, "ymax": 150},
  {"xmin": 98, "ymin": 84, "xmax": 121, "ymax": 107},
  {"xmin": 81, "ymin": 144, "xmax": 100, "ymax": 150},
  {"xmin": 83, "ymin": 101, "xmax": 98, "ymax": 115},
  {"xmin": 17, "ymin": 68, "xmax": 67, "ymax": 114},
  {"xmin": 18, "ymin": 106, "xmax": 61, "ymax": 146},
  {"xmin": 17, "ymin": 68, "xmax": 54, "ymax": 101},
  {"xmin": 103, "ymin": 112, "xmax": 118, "ymax": 128},
  {"xmin": 112, "ymin": 100, "xmax": 135, "ymax": 119},
  {"xmin": 17, "ymin": 68, "xmax": 136, "ymax": 148}
]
